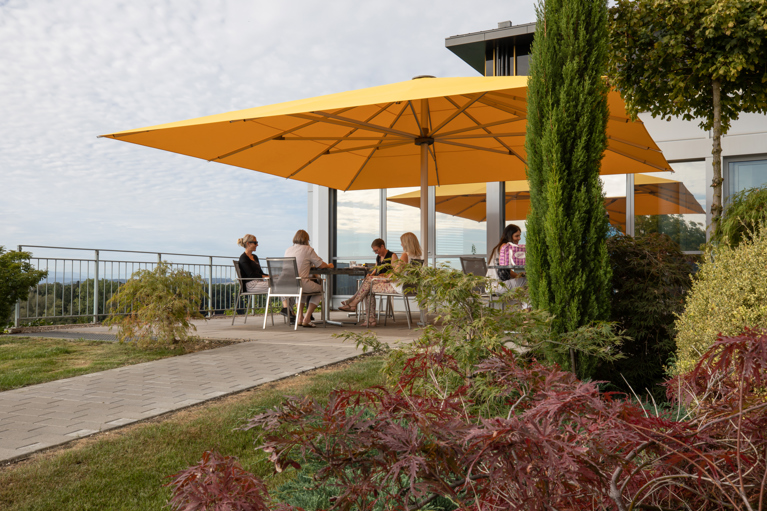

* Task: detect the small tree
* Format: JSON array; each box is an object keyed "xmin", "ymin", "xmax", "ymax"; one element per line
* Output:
[
  {"xmin": 525, "ymin": 0, "xmax": 613, "ymax": 376},
  {"xmin": 608, "ymin": 0, "xmax": 767, "ymax": 233},
  {"xmin": 105, "ymin": 262, "xmax": 207, "ymax": 348},
  {"xmin": 711, "ymin": 186, "xmax": 767, "ymax": 246},
  {"xmin": 0, "ymin": 246, "xmax": 48, "ymax": 327}
]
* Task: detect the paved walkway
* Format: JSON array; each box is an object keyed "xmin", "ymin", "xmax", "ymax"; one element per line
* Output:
[{"xmin": 1, "ymin": 315, "xmax": 420, "ymax": 463}]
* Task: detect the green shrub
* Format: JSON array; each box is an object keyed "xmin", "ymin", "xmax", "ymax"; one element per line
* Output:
[
  {"xmin": 712, "ymin": 186, "xmax": 767, "ymax": 247},
  {"xmin": 0, "ymin": 246, "xmax": 48, "ymax": 328},
  {"xmin": 675, "ymin": 222, "xmax": 767, "ymax": 373},
  {"xmin": 597, "ymin": 234, "xmax": 694, "ymax": 400},
  {"xmin": 104, "ymin": 262, "xmax": 208, "ymax": 348}
]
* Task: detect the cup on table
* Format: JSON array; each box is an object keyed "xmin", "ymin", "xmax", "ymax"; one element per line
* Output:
[{"xmin": 349, "ymin": 261, "xmax": 357, "ymax": 268}]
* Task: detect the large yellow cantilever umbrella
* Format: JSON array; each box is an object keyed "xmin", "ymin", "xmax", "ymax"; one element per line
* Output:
[
  {"xmin": 100, "ymin": 76, "xmax": 671, "ymax": 254},
  {"xmin": 387, "ymin": 174, "xmax": 704, "ymax": 231}
]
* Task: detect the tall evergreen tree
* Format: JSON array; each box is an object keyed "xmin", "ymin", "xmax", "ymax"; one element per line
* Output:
[{"xmin": 525, "ymin": 0, "xmax": 612, "ymax": 376}]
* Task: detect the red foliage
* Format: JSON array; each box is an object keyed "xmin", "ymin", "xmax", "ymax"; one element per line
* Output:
[
  {"xmin": 166, "ymin": 450, "xmax": 296, "ymax": 511},
  {"xmin": 174, "ymin": 329, "xmax": 767, "ymax": 510}
]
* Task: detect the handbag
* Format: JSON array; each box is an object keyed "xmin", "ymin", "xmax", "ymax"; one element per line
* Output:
[{"xmin": 497, "ymin": 267, "xmax": 512, "ymax": 281}]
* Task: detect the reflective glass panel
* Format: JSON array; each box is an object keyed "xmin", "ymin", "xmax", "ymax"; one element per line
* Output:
[
  {"xmin": 336, "ymin": 190, "xmax": 379, "ymax": 258},
  {"xmin": 436, "ymin": 212, "xmax": 486, "ymax": 258},
  {"xmin": 386, "ymin": 187, "xmax": 421, "ymax": 256},
  {"xmin": 728, "ymin": 159, "xmax": 767, "ymax": 200},
  {"xmin": 602, "ymin": 174, "xmax": 627, "ymax": 236},
  {"xmin": 634, "ymin": 162, "xmax": 707, "ymax": 251}
]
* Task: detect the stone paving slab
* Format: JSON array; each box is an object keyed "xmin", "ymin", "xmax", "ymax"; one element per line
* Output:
[{"xmin": 0, "ymin": 339, "xmax": 365, "ymax": 463}]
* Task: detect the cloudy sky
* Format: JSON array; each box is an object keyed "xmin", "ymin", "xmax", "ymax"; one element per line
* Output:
[{"xmin": 1, "ymin": 0, "xmax": 537, "ymax": 261}]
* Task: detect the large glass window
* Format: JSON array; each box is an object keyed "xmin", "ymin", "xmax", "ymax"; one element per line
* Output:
[
  {"xmin": 727, "ymin": 158, "xmax": 767, "ymax": 201},
  {"xmin": 601, "ymin": 174, "xmax": 627, "ymax": 235},
  {"xmin": 436, "ymin": 212, "xmax": 486, "ymax": 259},
  {"xmin": 336, "ymin": 190, "xmax": 379, "ymax": 258},
  {"xmin": 634, "ymin": 162, "xmax": 707, "ymax": 252},
  {"xmin": 386, "ymin": 187, "xmax": 421, "ymax": 256}
]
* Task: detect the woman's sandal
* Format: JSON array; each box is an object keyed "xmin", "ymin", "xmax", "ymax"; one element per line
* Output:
[
  {"xmin": 301, "ymin": 322, "xmax": 316, "ymax": 328},
  {"xmin": 338, "ymin": 304, "xmax": 356, "ymax": 312},
  {"xmin": 358, "ymin": 321, "xmax": 377, "ymax": 328}
]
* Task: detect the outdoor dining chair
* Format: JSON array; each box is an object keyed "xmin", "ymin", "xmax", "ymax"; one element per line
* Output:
[
  {"xmin": 373, "ymin": 258, "xmax": 424, "ymax": 329},
  {"xmin": 263, "ymin": 257, "xmax": 322, "ymax": 331},
  {"xmin": 231, "ymin": 260, "xmax": 270, "ymax": 326},
  {"xmin": 459, "ymin": 256, "xmax": 500, "ymax": 306}
]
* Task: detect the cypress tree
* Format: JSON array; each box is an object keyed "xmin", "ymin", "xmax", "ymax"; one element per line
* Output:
[{"xmin": 525, "ymin": 0, "xmax": 612, "ymax": 377}]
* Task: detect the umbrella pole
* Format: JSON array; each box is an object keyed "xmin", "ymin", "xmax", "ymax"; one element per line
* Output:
[{"xmin": 420, "ymin": 142, "xmax": 428, "ymax": 265}]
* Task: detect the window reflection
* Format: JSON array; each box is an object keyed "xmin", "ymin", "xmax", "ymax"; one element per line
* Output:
[
  {"xmin": 634, "ymin": 162, "xmax": 707, "ymax": 252},
  {"xmin": 336, "ymin": 190, "xmax": 379, "ymax": 257},
  {"xmin": 728, "ymin": 158, "xmax": 767, "ymax": 201},
  {"xmin": 387, "ymin": 187, "xmax": 421, "ymax": 256}
]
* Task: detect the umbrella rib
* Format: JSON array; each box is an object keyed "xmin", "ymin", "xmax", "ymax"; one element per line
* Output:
[
  {"xmin": 436, "ymin": 117, "xmax": 527, "ymax": 138},
  {"xmin": 428, "ymin": 144, "xmax": 440, "ymax": 186},
  {"xmin": 443, "ymin": 96, "xmax": 527, "ymax": 165},
  {"xmin": 483, "ymin": 90, "xmax": 528, "ymax": 105},
  {"xmin": 407, "ymin": 101, "xmax": 423, "ymax": 135},
  {"xmin": 208, "ymin": 119, "xmax": 320, "ymax": 162},
  {"xmin": 474, "ymin": 96, "xmax": 526, "ymax": 117},
  {"xmin": 281, "ymin": 136, "xmax": 408, "ymax": 141},
  {"xmin": 343, "ymin": 101, "xmax": 411, "ymax": 191},
  {"xmin": 287, "ymin": 103, "xmax": 396, "ymax": 179},
  {"xmin": 436, "ymin": 139, "xmax": 513, "ymax": 156},
  {"xmin": 437, "ymin": 132, "xmax": 526, "ymax": 140},
  {"xmin": 301, "ymin": 111, "xmax": 415, "ymax": 139},
  {"xmin": 327, "ymin": 140, "xmax": 410, "ymax": 154},
  {"xmin": 606, "ymin": 147, "xmax": 671, "ymax": 171},
  {"xmin": 608, "ymin": 135, "xmax": 662, "ymax": 153}
]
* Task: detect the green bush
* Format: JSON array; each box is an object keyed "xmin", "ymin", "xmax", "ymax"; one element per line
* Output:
[
  {"xmin": 712, "ymin": 186, "xmax": 767, "ymax": 247},
  {"xmin": 0, "ymin": 246, "xmax": 48, "ymax": 328},
  {"xmin": 104, "ymin": 262, "xmax": 208, "ymax": 348},
  {"xmin": 597, "ymin": 234, "xmax": 694, "ymax": 400},
  {"xmin": 675, "ymin": 222, "xmax": 767, "ymax": 373}
]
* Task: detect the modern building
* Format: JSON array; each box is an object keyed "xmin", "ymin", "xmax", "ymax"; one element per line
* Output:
[{"xmin": 307, "ymin": 20, "xmax": 767, "ymax": 302}]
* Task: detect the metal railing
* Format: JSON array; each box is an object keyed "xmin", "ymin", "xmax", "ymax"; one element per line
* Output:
[{"xmin": 13, "ymin": 245, "xmax": 272, "ymax": 327}]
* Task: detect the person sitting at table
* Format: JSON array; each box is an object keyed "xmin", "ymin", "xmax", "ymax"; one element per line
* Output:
[
  {"xmin": 338, "ymin": 236, "xmax": 421, "ymax": 327},
  {"xmin": 284, "ymin": 229, "xmax": 333, "ymax": 328},
  {"xmin": 237, "ymin": 234, "xmax": 269, "ymax": 293},
  {"xmin": 487, "ymin": 224, "xmax": 526, "ymax": 290}
]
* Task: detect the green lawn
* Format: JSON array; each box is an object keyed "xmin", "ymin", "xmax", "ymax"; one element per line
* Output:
[
  {"xmin": 0, "ymin": 336, "xmax": 225, "ymax": 391},
  {"xmin": 0, "ymin": 355, "xmax": 385, "ymax": 511}
]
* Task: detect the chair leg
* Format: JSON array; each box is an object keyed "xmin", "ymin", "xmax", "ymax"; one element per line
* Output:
[
  {"xmin": 295, "ymin": 291, "xmax": 302, "ymax": 330},
  {"xmin": 388, "ymin": 296, "xmax": 395, "ymax": 323},
  {"xmin": 244, "ymin": 295, "xmax": 251, "ymax": 324},
  {"xmin": 404, "ymin": 296, "xmax": 412, "ymax": 329},
  {"xmin": 263, "ymin": 292, "xmax": 271, "ymax": 329},
  {"xmin": 232, "ymin": 292, "xmax": 240, "ymax": 325}
]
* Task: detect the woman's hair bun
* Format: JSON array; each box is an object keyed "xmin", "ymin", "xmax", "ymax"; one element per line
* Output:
[{"xmin": 237, "ymin": 237, "xmax": 245, "ymax": 247}]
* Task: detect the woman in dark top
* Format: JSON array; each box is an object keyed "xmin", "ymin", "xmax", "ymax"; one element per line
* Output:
[
  {"xmin": 337, "ymin": 238, "xmax": 398, "ymax": 327},
  {"xmin": 237, "ymin": 234, "xmax": 269, "ymax": 293}
]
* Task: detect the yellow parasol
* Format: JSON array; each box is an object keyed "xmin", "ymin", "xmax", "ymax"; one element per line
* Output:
[
  {"xmin": 101, "ymin": 76, "xmax": 672, "ymax": 254},
  {"xmin": 387, "ymin": 174, "xmax": 703, "ymax": 230}
]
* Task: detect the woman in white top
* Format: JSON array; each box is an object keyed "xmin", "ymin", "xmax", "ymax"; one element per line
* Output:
[
  {"xmin": 338, "ymin": 232, "xmax": 422, "ymax": 327},
  {"xmin": 284, "ymin": 229, "xmax": 333, "ymax": 328},
  {"xmin": 486, "ymin": 224, "xmax": 526, "ymax": 291}
]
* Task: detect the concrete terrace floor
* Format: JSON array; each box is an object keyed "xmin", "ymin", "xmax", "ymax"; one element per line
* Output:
[{"xmin": 0, "ymin": 313, "xmax": 423, "ymax": 463}]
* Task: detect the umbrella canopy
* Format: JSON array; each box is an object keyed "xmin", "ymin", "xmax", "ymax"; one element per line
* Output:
[
  {"xmin": 101, "ymin": 76, "xmax": 672, "ymax": 255},
  {"xmin": 387, "ymin": 174, "xmax": 703, "ymax": 230}
]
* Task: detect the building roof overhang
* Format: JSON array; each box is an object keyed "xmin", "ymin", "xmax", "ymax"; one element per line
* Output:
[{"xmin": 445, "ymin": 22, "xmax": 537, "ymax": 75}]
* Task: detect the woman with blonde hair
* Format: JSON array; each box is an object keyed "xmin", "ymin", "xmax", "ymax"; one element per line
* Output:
[
  {"xmin": 237, "ymin": 234, "xmax": 269, "ymax": 293},
  {"xmin": 338, "ymin": 233, "xmax": 422, "ymax": 327},
  {"xmin": 284, "ymin": 229, "xmax": 333, "ymax": 328}
]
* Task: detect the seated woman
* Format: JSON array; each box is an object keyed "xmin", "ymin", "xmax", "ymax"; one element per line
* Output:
[
  {"xmin": 487, "ymin": 224, "xmax": 526, "ymax": 290},
  {"xmin": 284, "ymin": 229, "xmax": 333, "ymax": 328},
  {"xmin": 237, "ymin": 234, "xmax": 269, "ymax": 293},
  {"xmin": 339, "ymin": 233, "xmax": 422, "ymax": 327}
]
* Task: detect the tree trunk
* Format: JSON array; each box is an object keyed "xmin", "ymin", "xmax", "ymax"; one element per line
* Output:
[{"xmin": 711, "ymin": 79, "xmax": 723, "ymax": 234}]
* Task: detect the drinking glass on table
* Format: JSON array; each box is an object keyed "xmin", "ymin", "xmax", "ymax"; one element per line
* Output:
[{"xmin": 349, "ymin": 261, "xmax": 357, "ymax": 268}]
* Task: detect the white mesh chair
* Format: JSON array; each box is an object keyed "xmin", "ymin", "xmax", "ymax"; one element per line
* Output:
[
  {"xmin": 263, "ymin": 257, "xmax": 322, "ymax": 330},
  {"xmin": 374, "ymin": 258, "xmax": 424, "ymax": 329},
  {"xmin": 231, "ymin": 260, "xmax": 270, "ymax": 325}
]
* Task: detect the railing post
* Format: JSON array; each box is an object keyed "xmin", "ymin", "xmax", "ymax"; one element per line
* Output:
[
  {"xmin": 93, "ymin": 250, "xmax": 99, "ymax": 323},
  {"xmin": 158, "ymin": 253, "xmax": 162, "ymax": 264},
  {"xmin": 208, "ymin": 256, "xmax": 213, "ymax": 317},
  {"xmin": 14, "ymin": 244, "xmax": 22, "ymax": 327}
]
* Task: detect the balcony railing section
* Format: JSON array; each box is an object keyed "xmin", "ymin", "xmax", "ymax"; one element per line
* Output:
[{"xmin": 13, "ymin": 246, "xmax": 270, "ymax": 327}]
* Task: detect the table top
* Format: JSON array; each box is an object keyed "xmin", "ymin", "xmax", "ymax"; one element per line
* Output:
[
  {"xmin": 488, "ymin": 265, "xmax": 526, "ymax": 272},
  {"xmin": 310, "ymin": 266, "xmax": 368, "ymax": 275}
]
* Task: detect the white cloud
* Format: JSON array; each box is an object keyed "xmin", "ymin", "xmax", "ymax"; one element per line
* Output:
[{"xmin": 0, "ymin": 0, "xmax": 535, "ymax": 260}]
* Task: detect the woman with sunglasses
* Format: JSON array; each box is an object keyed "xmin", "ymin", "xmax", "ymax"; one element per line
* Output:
[{"xmin": 237, "ymin": 234, "xmax": 269, "ymax": 294}]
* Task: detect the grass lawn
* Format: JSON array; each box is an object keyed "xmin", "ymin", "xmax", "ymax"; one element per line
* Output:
[
  {"xmin": 0, "ymin": 355, "xmax": 385, "ymax": 511},
  {"xmin": 0, "ymin": 336, "xmax": 233, "ymax": 391}
]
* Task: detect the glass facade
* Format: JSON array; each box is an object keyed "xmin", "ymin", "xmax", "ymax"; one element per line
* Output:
[
  {"xmin": 386, "ymin": 187, "xmax": 421, "ymax": 255},
  {"xmin": 336, "ymin": 190, "xmax": 379, "ymax": 258},
  {"xmin": 633, "ymin": 162, "xmax": 707, "ymax": 252},
  {"xmin": 727, "ymin": 158, "xmax": 767, "ymax": 201},
  {"xmin": 601, "ymin": 174, "xmax": 628, "ymax": 235}
]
